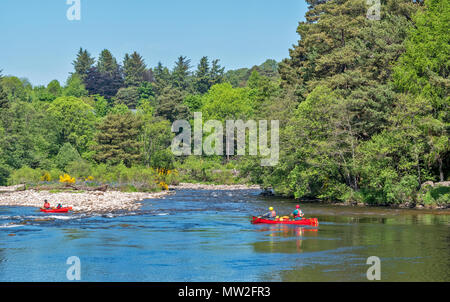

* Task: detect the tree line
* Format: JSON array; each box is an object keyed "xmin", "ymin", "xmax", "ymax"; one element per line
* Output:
[{"xmin": 0, "ymin": 0, "xmax": 448, "ymax": 205}]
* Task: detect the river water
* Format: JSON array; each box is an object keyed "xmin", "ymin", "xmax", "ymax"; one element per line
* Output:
[{"xmin": 1, "ymin": 189, "xmax": 449, "ymax": 282}]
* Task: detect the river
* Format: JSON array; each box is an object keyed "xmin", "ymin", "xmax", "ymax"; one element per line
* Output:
[{"xmin": 1, "ymin": 189, "xmax": 449, "ymax": 282}]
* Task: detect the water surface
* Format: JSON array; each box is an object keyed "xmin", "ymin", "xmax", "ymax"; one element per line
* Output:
[{"xmin": 1, "ymin": 189, "xmax": 449, "ymax": 281}]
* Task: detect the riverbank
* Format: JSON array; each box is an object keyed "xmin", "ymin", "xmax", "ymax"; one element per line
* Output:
[{"xmin": 0, "ymin": 189, "xmax": 170, "ymax": 213}]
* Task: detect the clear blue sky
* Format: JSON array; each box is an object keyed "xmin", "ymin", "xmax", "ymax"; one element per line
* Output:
[{"xmin": 0, "ymin": 0, "xmax": 308, "ymax": 86}]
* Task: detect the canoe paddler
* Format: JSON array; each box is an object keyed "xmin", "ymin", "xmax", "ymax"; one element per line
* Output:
[
  {"xmin": 43, "ymin": 200, "xmax": 51, "ymax": 209},
  {"xmin": 261, "ymin": 207, "xmax": 277, "ymax": 219},
  {"xmin": 291, "ymin": 205, "xmax": 304, "ymax": 221}
]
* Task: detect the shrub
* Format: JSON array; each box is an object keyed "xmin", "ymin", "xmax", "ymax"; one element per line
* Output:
[{"xmin": 8, "ymin": 166, "xmax": 42, "ymax": 185}]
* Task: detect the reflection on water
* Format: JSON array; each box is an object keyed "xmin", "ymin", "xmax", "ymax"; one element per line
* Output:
[{"xmin": 0, "ymin": 190, "xmax": 449, "ymax": 282}]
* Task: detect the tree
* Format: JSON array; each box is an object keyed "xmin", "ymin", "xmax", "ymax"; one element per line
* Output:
[
  {"xmin": 155, "ymin": 86, "xmax": 190, "ymax": 122},
  {"xmin": 47, "ymin": 96, "xmax": 96, "ymax": 155},
  {"xmin": 193, "ymin": 57, "xmax": 225, "ymax": 94},
  {"xmin": 209, "ymin": 59, "xmax": 225, "ymax": 87},
  {"xmin": 72, "ymin": 48, "xmax": 95, "ymax": 80},
  {"xmin": 55, "ymin": 142, "xmax": 81, "ymax": 170},
  {"xmin": 114, "ymin": 86, "xmax": 141, "ymax": 109},
  {"xmin": 194, "ymin": 56, "xmax": 211, "ymax": 94},
  {"xmin": 0, "ymin": 101, "xmax": 58, "ymax": 169},
  {"xmin": 200, "ymin": 83, "xmax": 254, "ymax": 121},
  {"xmin": 97, "ymin": 49, "xmax": 120, "ymax": 76},
  {"xmin": 47, "ymin": 80, "xmax": 62, "ymax": 98},
  {"xmin": 84, "ymin": 66, "xmax": 124, "ymax": 99},
  {"xmin": 63, "ymin": 73, "xmax": 88, "ymax": 97},
  {"xmin": 153, "ymin": 62, "xmax": 171, "ymax": 95},
  {"xmin": 392, "ymin": 0, "xmax": 449, "ymax": 182},
  {"xmin": 93, "ymin": 112, "xmax": 143, "ymax": 167},
  {"xmin": 123, "ymin": 52, "xmax": 147, "ymax": 87},
  {"xmin": 172, "ymin": 56, "xmax": 191, "ymax": 90}
]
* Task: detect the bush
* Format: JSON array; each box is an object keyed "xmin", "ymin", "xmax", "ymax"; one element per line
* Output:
[
  {"xmin": 66, "ymin": 160, "xmax": 92, "ymax": 179},
  {"xmin": 8, "ymin": 166, "xmax": 42, "ymax": 185}
]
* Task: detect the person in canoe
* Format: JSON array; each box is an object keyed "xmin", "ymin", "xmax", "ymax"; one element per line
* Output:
[
  {"xmin": 56, "ymin": 203, "xmax": 62, "ymax": 209},
  {"xmin": 261, "ymin": 207, "xmax": 277, "ymax": 219},
  {"xmin": 291, "ymin": 205, "xmax": 304, "ymax": 221},
  {"xmin": 43, "ymin": 200, "xmax": 51, "ymax": 209}
]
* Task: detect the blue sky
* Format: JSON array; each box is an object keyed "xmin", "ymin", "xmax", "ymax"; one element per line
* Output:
[{"xmin": 0, "ymin": 0, "xmax": 308, "ymax": 86}]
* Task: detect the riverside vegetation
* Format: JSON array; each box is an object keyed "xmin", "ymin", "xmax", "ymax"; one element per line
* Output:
[{"xmin": 0, "ymin": 0, "xmax": 448, "ymax": 208}]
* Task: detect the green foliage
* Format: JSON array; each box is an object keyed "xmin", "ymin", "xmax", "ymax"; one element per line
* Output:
[
  {"xmin": 93, "ymin": 112, "xmax": 143, "ymax": 167},
  {"xmin": 55, "ymin": 143, "xmax": 81, "ymax": 170},
  {"xmin": 114, "ymin": 86, "xmax": 140, "ymax": 109},
  {"xmin": 200, "ymin": 83, "xmax": 254, "ymax": 121},
  {"xmin": 63, "ymin": 74, "xmax": 88, "ymax": 97},
  {"xmin": 72, "ymin": 48, "xmax": 95, "ymax": 79},
  {"xmin": 123, "ymin": 52, "xmax": 147, "ymax": 87},
  {"xmin": 8, "ymin": 166, "xmax": 42, "ymax": 185},
  {"xmin": 48, "ymin": 96, "xmax": 96, "ymax": 155}
]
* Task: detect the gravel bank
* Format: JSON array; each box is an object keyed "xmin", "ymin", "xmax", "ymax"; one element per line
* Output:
[{"xmin": 0, "ymin": 190, "xmax": 170, "ymax": 213}]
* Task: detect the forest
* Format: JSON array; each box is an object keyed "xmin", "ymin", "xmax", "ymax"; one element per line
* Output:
[{"xmin": 0, "ymin": 0, "xmax": 448, "ymax": 206}]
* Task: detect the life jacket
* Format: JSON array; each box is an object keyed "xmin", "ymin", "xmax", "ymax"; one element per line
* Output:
[
  {"xmin": 44, "ymin": 202, "xmax": 50, "ymax": 209},
  {"xmin": 293, "ymin": 209, "xmax": 303, "ymax": 218},
  {"xmin": 270, "ymin": 210, "xmax": 276, "ymax": 217}
]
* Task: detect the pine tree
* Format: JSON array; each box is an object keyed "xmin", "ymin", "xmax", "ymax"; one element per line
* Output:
[
  {"xmin": 123, "ymin": 52, "xmax": 147, "ymax": 87},
  {"xmin": 93, "ymin": 112, "xmax": 143, "ymax": 167},
  {"xmin": 194, "ymin": 56, "xmax": 210, "ymax": 94},
  {"xmin": 209, "ymin": 59, "xmax": 225, "ymax": 87},
  {"xmin": 72, "ymin": 48, "xmax": 95, "ymax": 80},
  {"xmin": 172, "ymin": 56, "xmax": 191, "ymax": 90},
  {"xmin": 97, "ymin": 49, "xmax": 120, "ymax": 76},
  {"xmin": 153, "ymin": 62, "xmax": 171, "ymax": 96}
]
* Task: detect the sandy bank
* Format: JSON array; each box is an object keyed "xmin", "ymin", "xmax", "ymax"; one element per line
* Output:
[{"xmin": 0, "ymin": 190, "xmax": 170, "ymax": 213}]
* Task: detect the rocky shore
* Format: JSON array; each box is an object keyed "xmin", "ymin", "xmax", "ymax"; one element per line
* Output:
[
  {"xmin": 0, "ymin": 189, "xmax": 170, "ymax": 213},
  {"xmin": 172, "ymin": 183, "xmax": 261, "ymax": 190}
]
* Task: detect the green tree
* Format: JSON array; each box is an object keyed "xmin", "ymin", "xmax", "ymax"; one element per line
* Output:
[
  {"xmin": 97, "ymin": 49, "xmax": 120, "ymax": 76},
  {"xmin": 194, "ymin": 56, "xmax": 211, "ymax": 94},
  {"xmin": 47, "ymin": 80, "xmax": 62, "ymax": 98},
  {"xmin": 63, "ymin": 74, "xmax": 88, "ymax": 97},
  {"xmin": 152, "ymin": 62, "xmax": 171, "ymax": 96},
  {"xmin": 172, "ymin": 56, "xmax": 191, "ymax": 90},
  {"xmin": 48, "ymin": 96, "xmax": 96, "ymax": 155},
  {"xmin": 392, "ymin": 0, "xmax": 449, "ymax": 182},
  {"xmin": 155, "ymin": 86, "xmax": 190, "ymax": 122},
  {"xmin": 93, "ymin": 112, "xmax": 143, "ymax": 167},
  {"xmin": 123, "ymin": 52, "xmax": 147, "ymax": 87},
  {"xmin": 72, "ymin": 48, "xmax": 95, "ymax": 80},
  {"xmin": 55, "ymin": 142, "xmax": 82, "ymax": 170},
  {"xmin": 114, "ymin": 86, "xmax": 141, "ymax": 109}
]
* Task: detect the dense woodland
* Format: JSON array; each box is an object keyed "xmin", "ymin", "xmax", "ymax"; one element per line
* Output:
[{"xmin": 0, "ymin": 0, "xmax": 448, "ymax": 206}]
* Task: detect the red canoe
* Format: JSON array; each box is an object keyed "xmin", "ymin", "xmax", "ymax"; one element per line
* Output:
[
  {"xmin": 251, "ymin": 216, "xmax": 319, "ymax": 226},
  {"xmin": 40, "ymin": 207, "xmax": 72, "ymax": 213}
]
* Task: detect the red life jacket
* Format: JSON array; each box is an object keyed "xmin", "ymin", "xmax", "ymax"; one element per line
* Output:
[{"xmin": 44, "ymin": 202, "xmax": 50, "ymax": 209}]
